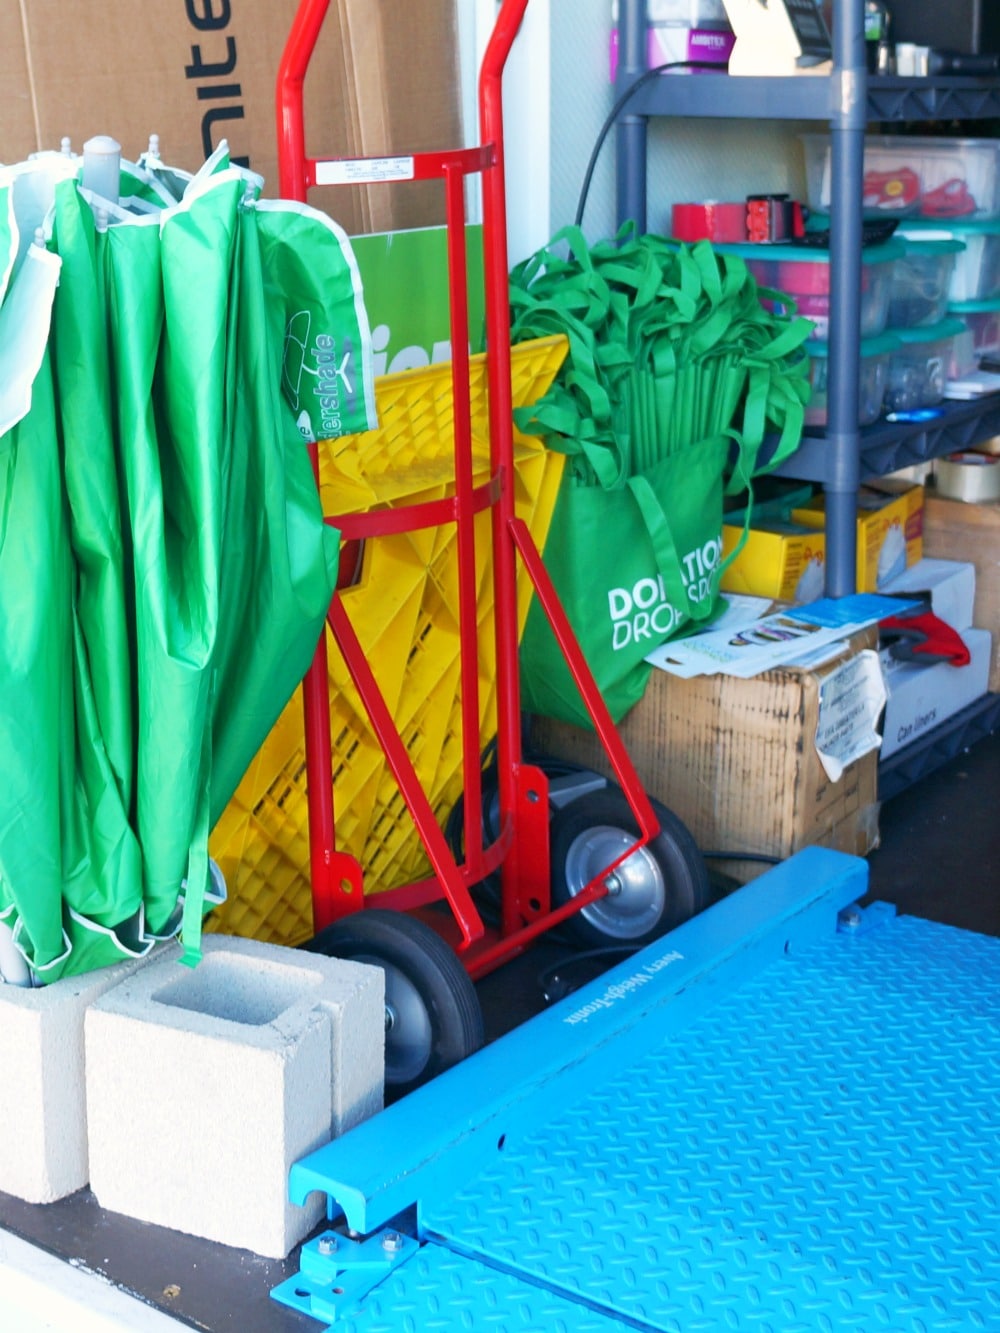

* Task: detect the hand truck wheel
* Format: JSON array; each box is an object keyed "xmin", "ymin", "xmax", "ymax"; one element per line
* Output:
[
  {"xmin": 303, "ymin": 909, "xmax": 485, "ymax": 1098},
  {"xmin": 549, "ymin": 788, "xmax": 710, "ymax": 949}
]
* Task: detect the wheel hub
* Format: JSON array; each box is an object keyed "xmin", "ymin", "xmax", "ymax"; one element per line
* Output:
[{"xmin": 565, "ymin": 825, "xmax": 666, "ymax": 940}]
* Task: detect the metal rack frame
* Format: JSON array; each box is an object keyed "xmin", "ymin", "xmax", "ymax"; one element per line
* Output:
[
  {"xmin": 615, "ymin": 0, "xmax": 1000, "ymax": 595},
  {"xmin": 615, "ymin": 0, "xmax": 999, "ymax": 790}
]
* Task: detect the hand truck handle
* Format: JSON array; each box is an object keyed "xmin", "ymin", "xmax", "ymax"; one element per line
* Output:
[{"xmin": 276, "ymin": 0, "xmax": 532, "ymax": 201}]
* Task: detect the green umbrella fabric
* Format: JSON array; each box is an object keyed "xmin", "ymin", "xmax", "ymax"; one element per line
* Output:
[{"xmin": 0, "ymin": 144, "xmax": 372, "ymax": 982}]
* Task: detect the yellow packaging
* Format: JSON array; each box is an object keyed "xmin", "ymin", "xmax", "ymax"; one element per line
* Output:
[
  {"xmin": 791, "ymin": 480, "xmax": 924, "ymax": 591},
  {"xmin": 720, "ymin": 520, "xmax": 827, "ymax": 603},
  {"xmin": 722, "ymin": 480, "xmax": 924, "ymax": 602}
]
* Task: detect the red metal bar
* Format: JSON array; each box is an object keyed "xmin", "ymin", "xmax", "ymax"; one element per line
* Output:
[
  {"xmin": 276, "ymin": 0, "xmax": 329, "ymax": 199},
  {"xmin": 327, "ymin": 598, "xmax": 485, "ymax": 948},
  {"xmin": 307, "ymin": 146, "xmax": 491, "ymax": 193},
  {"xmin": 442, "ymin": 161, "xmax": 485, "ymax": 874},
  {"xmin": 510, "ymin": 516, "xmax": 659, "ymax": 840},
  {"xmin": 332, "ymin": 475, "xmax": 502, "ymax": 541},
  {"xmin": 479, "ymin": 0, "xmax": 553, "ymax": 936}
]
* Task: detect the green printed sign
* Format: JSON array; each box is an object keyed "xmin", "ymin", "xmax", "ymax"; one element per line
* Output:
[{"xmin": 350, "ymin": 224, "xmax": 485, "ymax": 374}]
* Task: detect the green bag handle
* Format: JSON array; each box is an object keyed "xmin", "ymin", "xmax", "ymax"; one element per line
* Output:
[
  {"xmin": 511, "ymin": 226, "xmax": 813, "ymax": 493},
  {"xmin": 625, "ymin": 465, "xmax": 721, "ymax": 629}
]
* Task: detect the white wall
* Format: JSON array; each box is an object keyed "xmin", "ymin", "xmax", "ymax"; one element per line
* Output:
[{"xmin": 461, "ymin": 1, "xmax": 810, "ymax": 265}]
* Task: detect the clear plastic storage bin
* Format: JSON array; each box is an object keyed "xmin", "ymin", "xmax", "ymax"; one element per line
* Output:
[
  {"xmin": 887, "ymin": 238, "xmax": 963, "ymax": 328},
  {"xmin": 805, "ymin": 333, "xmax": 897, "ymax": 427},
  {"xmin": 725, "ymin": 241, "xmax": 899, "ymax": 341},
  {"xmin": 947, "ymin": 299, "xmax": 1000, "ymax": 362},
  {"xmin": 802, "ymin": 134, "xmax": 1000, "ymax": 220},
  {"xmin": 884, "ymin": 318, "xmax": 965, "ymax": 413},
  {"xmin": 897, "ymin": 218, "xmax": 1000, "ymax": 303}
]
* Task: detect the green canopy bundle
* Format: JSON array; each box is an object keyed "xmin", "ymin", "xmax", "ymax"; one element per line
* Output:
[
  {"xmin": 511, "ymin": 224, "xmax": 814, "ymax": 727},
  {"xmin": 0, "ymin": 142, "xmax": 375, "ymax": 983}
]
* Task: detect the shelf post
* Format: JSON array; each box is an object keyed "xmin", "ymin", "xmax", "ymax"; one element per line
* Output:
[
  {"xmin": 616, "ymin": 0, "xmax": 648, "ymax": 231},
  {"xmin": 824, "ymin": 0, "xmax": 867, "ymax": 596}
]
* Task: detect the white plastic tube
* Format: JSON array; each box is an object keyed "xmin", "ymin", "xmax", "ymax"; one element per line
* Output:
[{"xmin": 81, "ymin": 135, "xmax": 121, "ymax": 204}]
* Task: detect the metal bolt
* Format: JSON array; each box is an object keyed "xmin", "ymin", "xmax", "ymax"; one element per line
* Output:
[
  {"xmin": 318, "ymin": 1235, "xmax": 338, "ymax": 1256},
  {"xmin": 604, "ymin": 873, "xmax": 623, "ymax": 897},
  {"xmin": 381, "ymin": 1230, "xmax": 404, "ymax": 1253}
]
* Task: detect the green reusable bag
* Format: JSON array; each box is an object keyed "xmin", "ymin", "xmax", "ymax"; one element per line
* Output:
[
  {"xmin": 512, "ymin": 226, "xmax": 812, "ymax": 727},
  {"xmin": 520, "ymin": 434, "xmax": 730, "ymax": 727}
]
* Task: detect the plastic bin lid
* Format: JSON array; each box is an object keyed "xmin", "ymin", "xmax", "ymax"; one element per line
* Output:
[
  {"xmin": 897, "ymin": 217, "xmax": 1000, "ymax": 237},
  {"xmin": 718, "ymin": 239, "xmax": 903, "ymax": 264},
  {"xmin": 895, "ymin": 236, "xmax": 965, "ymax": 255},
  {"xmin": 890, "ymin": 316, "xmax": 966, "ymax": 345},
  {"xmin": 808, "ymin": 331, "xmax": 900, "ymax": 359},
  {"xmin": 947, "ymin": 296, "xmax": 1000, "ymax": 313}
]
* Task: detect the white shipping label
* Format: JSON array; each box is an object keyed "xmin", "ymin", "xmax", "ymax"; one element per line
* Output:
[
  {"xmin": 814, "ymin": 648, "xmax": 887, "ymax": 783},
  {"xmin": 315, "ymin": 156, "xmax": 415, "ymax": 186}
]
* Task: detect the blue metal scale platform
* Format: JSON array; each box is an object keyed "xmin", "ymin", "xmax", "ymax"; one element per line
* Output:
[{"xmin": 273, "ymin": 848, "xmax": 1000, "ymax": 1333}]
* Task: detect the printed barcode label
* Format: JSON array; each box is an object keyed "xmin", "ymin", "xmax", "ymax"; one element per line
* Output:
[{"xmin": 316, "ymin": 156, "xmax": 415, "ymax": 186}]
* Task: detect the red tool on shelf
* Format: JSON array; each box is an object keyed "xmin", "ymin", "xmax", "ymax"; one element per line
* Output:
[{"xmin": 276, "ymin": 0, "xmax": 708, "ymax": 1095}]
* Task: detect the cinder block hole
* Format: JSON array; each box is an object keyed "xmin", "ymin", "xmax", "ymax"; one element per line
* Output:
[{"xmin": 153, "ymin": 953, "xmax": 323, "ymax": 1026}]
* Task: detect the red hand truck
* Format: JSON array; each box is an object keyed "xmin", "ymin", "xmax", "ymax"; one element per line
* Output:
[{"xmin": 276, "ymin": 0, "xmax": 708, "ymax": 1097}]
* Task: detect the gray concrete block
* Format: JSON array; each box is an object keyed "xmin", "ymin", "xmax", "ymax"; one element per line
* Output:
[
  {"xmin": 85, "ymin": 936, "xmax": 384, "ymax": 1258},
  {"xmin": 0, "ymin": 947, "xmax": 176, "ymax": 1204}
]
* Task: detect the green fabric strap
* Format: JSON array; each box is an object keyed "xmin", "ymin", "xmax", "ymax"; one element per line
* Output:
[{"xmin": 626, "ymin": 471, "xmax": 718, "ymax": 624}]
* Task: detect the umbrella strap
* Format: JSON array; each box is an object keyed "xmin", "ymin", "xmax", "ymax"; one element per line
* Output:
[{"xmin": 179, "ymin": 710, "xmax": 214, "ymax": 969}]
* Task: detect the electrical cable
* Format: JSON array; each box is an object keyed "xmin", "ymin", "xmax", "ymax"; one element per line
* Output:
[
  {"xmin": 537, "ymin": 945, "xmax": 641, "ymax": 1004},
  {"xmin": 574, "ymin": 60, "xmax": 720, "ymax": 230}
]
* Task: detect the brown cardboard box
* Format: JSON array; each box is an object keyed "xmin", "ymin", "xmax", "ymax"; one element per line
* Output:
[
  {"xmin": 1, "ymin": 0, "xmax": 460, "ymax": 233},
  {"xmin": 923, "ymin": 492, "xmax": 1000, "ymax": 692},
  {"xmin": 531, "ymin": 628, "xmax": 881, "ymax": 883}
]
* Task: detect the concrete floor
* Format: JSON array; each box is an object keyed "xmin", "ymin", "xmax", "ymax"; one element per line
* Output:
[{"xmin": 1, "ymin": 728, "xmax": 997, "ymax": 1332}]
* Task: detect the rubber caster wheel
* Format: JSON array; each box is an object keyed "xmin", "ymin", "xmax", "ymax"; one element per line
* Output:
[
  {"xmin": 303, "ymin": 910, "xmax": 484, "ymax": 1098},
  {"xmin": 550, "ymin": 789, "xmax": 710, "ymax": 949}
]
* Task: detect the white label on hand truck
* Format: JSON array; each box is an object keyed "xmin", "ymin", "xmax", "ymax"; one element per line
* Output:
[{"xmin": 316, "ymin": 156, "xmax": 415, "ymax": 186}]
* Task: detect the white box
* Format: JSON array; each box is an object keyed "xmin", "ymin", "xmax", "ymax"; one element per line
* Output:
[
  {"xmin": 881, "ymin": 557, "xmax": 977, "ymax": 632},
  {"xmin": 0, "ymin": 948, "xmax": 174, "ymax": 1205},
  {"xmin": 880, "ymin": 626, "xmax": 992, "ymax": 759},
  {"xmin": 85, "ymin": 937, "xmax": 384, "ymax": 1258}
]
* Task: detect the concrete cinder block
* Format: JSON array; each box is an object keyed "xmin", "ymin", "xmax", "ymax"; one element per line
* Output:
[
  {"xmin": 0, "ymin": 947, "xmax": 177, "ymax": 1205},
  {"xmin": 84, "ymin": 936, "xmax": 384, "ymax": 1258}
]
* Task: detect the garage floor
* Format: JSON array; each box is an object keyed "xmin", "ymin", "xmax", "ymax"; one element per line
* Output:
[{"xmin": 0, "ymin": 728, "xmax": 997, "ymax": 1332}]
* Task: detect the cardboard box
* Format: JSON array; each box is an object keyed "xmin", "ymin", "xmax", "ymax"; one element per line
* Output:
[
  {"xmin": 531, "ymin": 628, "xmax": 881, "ymax": 884},
  {"xmin": 722, "ymin": 481, "xmax": 924, "ymax": 602},
  {"xmin": 1, "ymin": 0, "xmax": 461, "ymax": 234},
  {"xmin": 880, "ymin": 556, "xmax": 977, "ymax": 634},
  {"xmin": 922, "ymin": 493, "xmax": 1000, "ymax": 692},
  {"xmin": 880, "ymin": 626, "xmax": 992, "ymax": 759}
]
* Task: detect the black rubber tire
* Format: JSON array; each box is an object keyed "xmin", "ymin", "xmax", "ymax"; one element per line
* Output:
[
  {"xmin": 302, "ymin": 910, "xmax": 484, "ymax": 1098},
  {"xmin": 550, "ymin": 789, "xmax": 710, "ymax": 949}
]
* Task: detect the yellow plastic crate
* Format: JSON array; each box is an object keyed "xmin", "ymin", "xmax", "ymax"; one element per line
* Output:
[{"xmin": 207, "ymin": 335, "xmax": 568, "ymax": 945}]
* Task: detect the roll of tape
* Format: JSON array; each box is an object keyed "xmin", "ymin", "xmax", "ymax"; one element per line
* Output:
[
  {"xmin": 935, "ymin": 451, "xmax": 1000, "ymax": 503},
  {"xmin": 671, "ymin": 201, "xmax": 746, "ymax": 244}
]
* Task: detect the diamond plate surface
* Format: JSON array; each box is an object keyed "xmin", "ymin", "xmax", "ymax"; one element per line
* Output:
[
  {"xmin": 336, "ymin": 1241, "xmax": 636, "ymax": 1333},
  {"xmin": 424, "ymin": 916, "xmax": 1000, "ymax": 1332}
]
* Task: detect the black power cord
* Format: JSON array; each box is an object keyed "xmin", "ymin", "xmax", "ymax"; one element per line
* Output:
[{"xmin": 575, "ymin": 60, "xmax": 723, "ymax": 230}]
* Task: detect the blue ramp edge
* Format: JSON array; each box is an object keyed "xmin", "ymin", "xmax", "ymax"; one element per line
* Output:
[
  {"xmin": 289, "ymin": 848, "xmax": 867, "ymax": 1234},
  {"xmin": 423, "ymin": 911, "xmax": 1000, "ymax": 1333}
]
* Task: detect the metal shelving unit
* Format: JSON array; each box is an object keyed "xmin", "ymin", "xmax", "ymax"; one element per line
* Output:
[{"xmin": 614, "ymin": 0, "xmax": 999, "ymax": 787}]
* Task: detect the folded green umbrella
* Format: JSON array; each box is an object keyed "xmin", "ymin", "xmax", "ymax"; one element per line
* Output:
[{"xmin": 0, "ymin": 144, "xmax": 373, "ymax": 982}]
